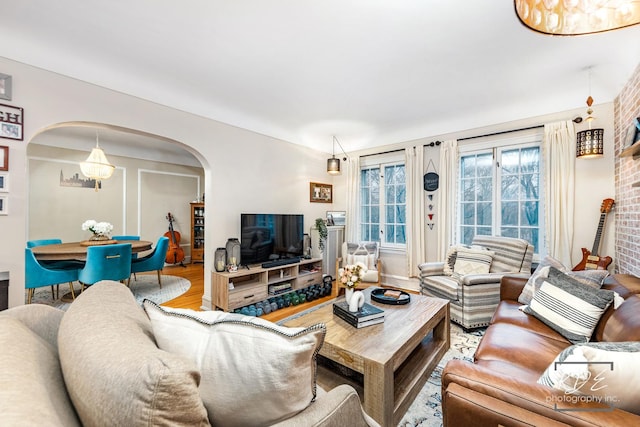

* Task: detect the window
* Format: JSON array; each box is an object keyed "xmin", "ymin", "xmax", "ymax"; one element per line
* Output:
[
  {"xmin": 360, "ymin": 160, "xmax": 406, "ymax": 246},
  {"xmin": 459, "ymin": 139, "xmax": 542, "ymax": 253}
]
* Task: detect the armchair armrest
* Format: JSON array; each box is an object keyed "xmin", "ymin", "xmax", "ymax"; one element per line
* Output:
[
  {"xmin": 442, "ymin": 359, "xmax": 639, "ymax": 427},
  {"xmin": 273, "ymin": 385, "xmax": 380, "ymax": 427},
  {"xmin": 418, "ymin": 261, "xmax": 445, "ymax": 277}
]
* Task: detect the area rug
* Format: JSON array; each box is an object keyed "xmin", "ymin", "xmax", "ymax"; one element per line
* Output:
[
  {"xmin": 278, "ymin": 302, "xmax": 484, "ymax": 427},
  {"xmin": 30, "ymin": 274, "xmax": 191, "ymax": 310}
]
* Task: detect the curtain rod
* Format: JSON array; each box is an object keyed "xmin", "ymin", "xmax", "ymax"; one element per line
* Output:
[
  {"xmin": 458, "ymin": 125, "xmax": 543, "ymax": 142},
  {"xmin": 360, "ymin": 148, "xmax": 405, "ymax": 158}
]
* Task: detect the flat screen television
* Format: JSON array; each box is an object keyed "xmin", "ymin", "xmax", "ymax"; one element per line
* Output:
[{"xmin": 240, "ymin": 213, "xmax": 304, "ymax": 265}]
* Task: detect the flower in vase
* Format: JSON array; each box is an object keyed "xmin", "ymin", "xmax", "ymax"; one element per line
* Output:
[
  {"xmin": 338, "ymin": 262, "xmax": 368, "ymax": 289},
  {"xmin": 82, "ymin": 219, "xmax": 114, "ymax": 237}
]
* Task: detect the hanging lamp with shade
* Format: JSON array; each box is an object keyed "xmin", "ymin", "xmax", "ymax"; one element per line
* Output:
[
  {"xmin": 576, "ymin": 68, "xmax": 604, "ymax": 159},
  {"xmin": 80, "ymin": 132, "xmax": 115, "ymax": 191},
  {"xmin": 327, "ymin": 136, "xmax": 348, "ymax": 175}
]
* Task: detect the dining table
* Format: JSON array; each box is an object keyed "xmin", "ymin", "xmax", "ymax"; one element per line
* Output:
[{"xmin": 31, "ymin": 240, "xmax": 154, "ymax": 261}]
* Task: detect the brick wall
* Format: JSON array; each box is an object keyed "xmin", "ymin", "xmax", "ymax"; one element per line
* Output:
[{"xmin": 614, "ymin": 62, "xmax": 640, "ymax": 276}]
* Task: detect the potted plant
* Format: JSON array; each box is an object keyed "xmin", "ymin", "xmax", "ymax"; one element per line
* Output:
[{"xmin": 314, "ymin": 218, "xmax": 327, "ymax": 252}]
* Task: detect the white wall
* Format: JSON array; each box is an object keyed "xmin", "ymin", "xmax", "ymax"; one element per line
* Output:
[
  {"xmin": 0, "ymin": 57, "xmax": 332, "ymax": 309},
  {"xmin": 332, "ymin": 104, "xmax": 616, "ymax": 290}
]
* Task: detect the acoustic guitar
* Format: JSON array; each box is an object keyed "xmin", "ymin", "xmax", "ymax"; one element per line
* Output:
[
  {"xmin": 572, "ymin": 198, "xmax": 614, "ymax": 271},
  {"xmin": 165, "ymin": 212, "xmax": 186, "ymax": 266}
]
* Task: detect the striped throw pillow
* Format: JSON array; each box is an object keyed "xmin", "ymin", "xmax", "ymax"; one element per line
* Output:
[
  {"xmin": 524, "ymin": 267, "xmax": 614, "ymax": 344},
  {"xmin": 452, "ymin": 247, "xmax": 494, "ymax": 279}
]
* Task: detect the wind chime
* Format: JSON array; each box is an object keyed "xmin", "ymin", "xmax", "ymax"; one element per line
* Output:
[{"xmin": 423, "ymin": 158, "xmax": 439, "ymax": 230}]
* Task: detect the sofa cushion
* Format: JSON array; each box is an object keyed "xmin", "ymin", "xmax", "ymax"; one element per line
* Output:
[
  {"xmin": 471, "ymin": 235, "xmax": 530, "ymax": 273},
  {"xmin": 58, "ymin": 281, "xmax": 210, "ymax": 427},
  {"xmin": 518, "ymin": 256, "xmax": 609, "ymax": 305},
  {"xmin": 538, "ymin": 342, "xmax": 640, "ymax": 414},
  {"xmin": 143, "ymin": 301, "xmax": 326, "ymax": 427},
  {"xmin": 452, "ymin": 247, "xmax": 494, "ymax": 279},
  {"xmin": 0, "ymin": 316, "xmax": 81, "ymax": 426},
  {"xmin": 524, "ymin": 267, "xmax": 614, "ymax": 344}
]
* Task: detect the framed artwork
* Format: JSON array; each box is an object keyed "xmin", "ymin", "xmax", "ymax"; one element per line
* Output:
[
  {"xmin": 326, "ymin": 210, "xmax": 345, "ymax": 226},
  {"xmin": 0, "ymin": 103, "xmax": 23, "ymax": 141},
  {"xmin": 0, "ymin": 195, "xmax": 7, "ymax": 215},
  {"xmin": 0, "ymin": 73, "xmax": 11, "ymax": 101},
  {"xmin": 310, "ymin": 182, "xmax": 333, "ymax": 203},
  {"xmin": 0, "ymin": 173, "xmax": 7, "ymax": 192},
  {"xmin": 0, "ymin": 145, "xmax": 7, "ymax": 171}
]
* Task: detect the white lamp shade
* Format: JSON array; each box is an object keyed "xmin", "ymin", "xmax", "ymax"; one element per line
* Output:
[{"xmin": 80, "ymin": 147, "xmax": 115, "ymax": 180}]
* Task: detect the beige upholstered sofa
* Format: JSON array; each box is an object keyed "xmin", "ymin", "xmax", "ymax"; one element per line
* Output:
[
  {"xmin": 419, "ymin": 235, "xmax": 534, "ymax": 329},
  {"xmin": 0, "ymin": 281, "xmax": 376, "ymax": 427}
]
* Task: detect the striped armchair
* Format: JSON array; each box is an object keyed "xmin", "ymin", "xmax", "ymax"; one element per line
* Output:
[{"xmin": 419, "ymin": 236, "xmax": 533, "ymax": 329}]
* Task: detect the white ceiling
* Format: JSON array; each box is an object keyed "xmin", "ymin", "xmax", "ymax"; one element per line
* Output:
[{"xmin": 2, "ymin": 0, "xmax": 640, "ymax": 154}]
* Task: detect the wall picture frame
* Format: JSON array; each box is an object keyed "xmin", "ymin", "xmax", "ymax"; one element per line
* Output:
[
  {"xmin": 0, "ymin": 195, "xmax": 7, "ymax": 215},
  {"xmin": 0, "ymin": 145, "xmax": 7, "ymax": 171},
  {"xmin": 0, "ymin": 73, "xmax": 11, "ymax": 101},
  {"xmin": 0, "ymin": 172, "xmax": 8, "ymax": 192},
  {"xmin": 310, "ymin": 182, "xmax": 333, "ymax": 203},
  {"xmin": 0, "ymin": 103, "xmax": 23, "ymax": 141}
]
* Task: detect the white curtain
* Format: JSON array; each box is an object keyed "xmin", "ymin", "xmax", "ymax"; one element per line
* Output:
[
  {"xmin": 543, "ymin": 121, "xmax": 576, "ymax": 266},
  {"xmin": 344, "ymin": 157, "xmax": 360, "ymax": 243},
  {"xmin": 436, "ymin": 139, "xmax": 458, "ymax": 260},
  {"xmin": 405, "ymin": 145, "xmax": 425, "ymax": 277}
]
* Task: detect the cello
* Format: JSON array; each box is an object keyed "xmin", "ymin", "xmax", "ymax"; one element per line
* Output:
[{"xmin": 165, "ymin": 212, "xmax": 186, "ymax": 266}]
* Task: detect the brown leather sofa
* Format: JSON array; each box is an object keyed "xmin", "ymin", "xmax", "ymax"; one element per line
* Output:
[{"xmin": 442, "ymin": 274, "xmax": 640, "ymax": 427}]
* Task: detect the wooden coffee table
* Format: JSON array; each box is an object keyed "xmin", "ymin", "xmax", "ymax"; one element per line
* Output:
[{"xmin": 283, "ymin": 289, "xmax": 449, "ymax": 427}]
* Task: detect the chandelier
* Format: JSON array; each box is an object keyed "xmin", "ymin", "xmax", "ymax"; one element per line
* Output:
[
  {"xmin": 80, "ymin": 132, "xmax": 115, "ymax": 191},
  {"xmin": 515, "ymin": 0, "xmax": 640, "ymax": 35}
]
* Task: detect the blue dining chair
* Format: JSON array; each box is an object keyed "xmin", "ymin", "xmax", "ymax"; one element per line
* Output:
[
  {"xmin": 26, "ymin": 238, "xmax": 84, "ymax": 298},
  {"xmin": 129, "ymin": 236, "xmax": 169, "ymax": 288},
  {"xmin": 78, "ymin": 243, "xmax": 132, "ymax": 291},
  {"xmin": 25, "ymin": 248, "xmax": 79, "ymax": 304},
  {"xmin": 113, "ymin": 235, "xmax": 141, "ymax": 279}
]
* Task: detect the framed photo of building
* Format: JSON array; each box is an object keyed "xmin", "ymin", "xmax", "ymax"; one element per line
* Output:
[{"xmin": 310, "ymin": 182, "xmax": 333, "ymax": 203}]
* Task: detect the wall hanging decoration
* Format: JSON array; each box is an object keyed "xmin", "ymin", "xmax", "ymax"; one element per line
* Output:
[
  {"xmin": 0, "ymin": 103, "xmax": 23, "ymax": 141},
  {"xmin": 0, "ymin": 145, "xmax": 8, "ymax": 171},
  {"xmin": 310, "ymin": 182, "xmax": 333, "ymax": 203},
  {"xmin": 0, "ymin": 195, "xmax": 7, "ymax": 215},
  {"xmin": 0, "ymin": 74, "xmax": 11, "ymax": 101},
  {"xmin": 0, "ymin": 172, "xmax": 8, "ymax": 192},
  {"xmin": 423, "ymin": 159, "xmax": 439, "ymax": 191}
]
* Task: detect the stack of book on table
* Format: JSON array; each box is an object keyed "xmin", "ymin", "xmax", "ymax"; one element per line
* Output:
[{"xmin": 333, "ymin": 300, "xmax": 384, "ymax": 328}]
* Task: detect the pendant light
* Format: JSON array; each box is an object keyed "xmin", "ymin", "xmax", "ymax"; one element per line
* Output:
[
  {"xmin": 576, "ymin": 68, "xmax": 604, "ymax": 159},
  {"xmin": 327, "ymin": 136, "xmax": 348, "ymax": 175},
  {"xmin": 80, "ymin": 132, "xmax": 115, "ymax": 191},
  {"xmin": 515, "ymin": 0, "xmax": 640, "ymax": 35}
]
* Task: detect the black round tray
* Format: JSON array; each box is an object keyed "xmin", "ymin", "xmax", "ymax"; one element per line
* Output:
[{"xmin": 371, "ymin": 288, "xmax": 411, "ymax": 305}]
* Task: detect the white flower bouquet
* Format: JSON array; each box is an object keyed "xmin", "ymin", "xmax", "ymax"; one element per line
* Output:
[
  {"xmin": 338, "ymin": 262, "xmax": 368, "ymax": 289},
  {"xmin": 82, "ymin": 219, "xmax": 114, "ymax": 237}
]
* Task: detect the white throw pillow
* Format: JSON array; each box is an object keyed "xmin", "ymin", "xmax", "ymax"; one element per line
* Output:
[
  {"xmin": 143, "ymin": 301, "xmax": 326, "ymax": 427},
  {"xmin": 538, "ymin": 342, "xmax": 640, "ymax": 414}
]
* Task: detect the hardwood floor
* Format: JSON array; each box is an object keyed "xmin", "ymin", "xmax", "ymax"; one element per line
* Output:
[{"xmin": 157, "ymin": 262, "xmax": 334, "ymax": 323}]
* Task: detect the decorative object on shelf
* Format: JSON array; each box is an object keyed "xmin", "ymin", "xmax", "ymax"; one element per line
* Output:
[
  {"xmin": 0, "ymin": 103, "xmax": 23, "ymax": 141},
  {"xmin": 576, "ymin": 68, "xmax": 604, "ymax": 159},
  {"xmin": 80, "ymin": 219, "xmax": 115, "ymax": 245},
  {"xmin": 0, "ymin": 145, "xmax": 8, "ymax": 171},
  {"xmin": 327, "ymin": 135, "xmax": 348, "ymax": 175},
  {"xmin": 348, "ymin": 290, "xmax": 365, "ymax": 312},
  {"xmin": 314, "ymin": 218, "xmax": 327, "ymax": 252},
  {"xmin": 303, "ymin": 233, "xmax": 311, "ymax": 258},
  {"xmin": 214, "ymin": 247, "xmax": 226, "ymax": 272},
  {"xmin": 80, "ymin": 132, "xmax": 115, "ymax": 191},
  {"xmin": 225, "ymin": 238, "xmax": 241, "ymax": 268},
  {"xmin": 310, "ymin": 182, "xmax": 333, "ymax": 203},
  {"xmin": 624, "ymin": 117, "xmax": 640, "ymax": 148},
  {"xmin": 326, "ymin": 210, "xmax": 346, "ymax": 226},
  {"xmin": 514, "ymin": 0, "xmax": 640, "ymax": 35},
  {"xmin": 0, "ymin": 73, "xmax": 12, "ymax": 101}
]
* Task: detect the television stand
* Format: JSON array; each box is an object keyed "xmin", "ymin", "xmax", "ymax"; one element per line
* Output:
[{"xmin": 211, "ymin": 258, "xmax": 323, "ymax": 312}]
